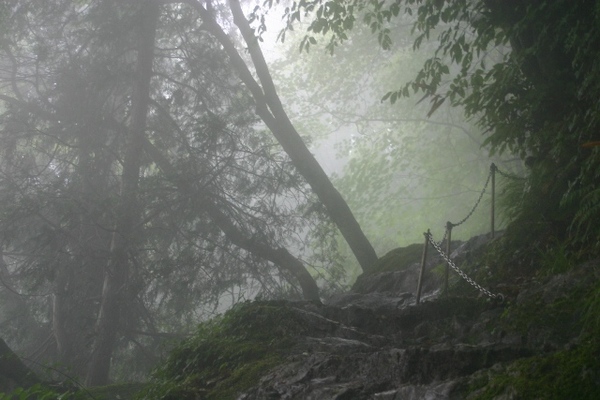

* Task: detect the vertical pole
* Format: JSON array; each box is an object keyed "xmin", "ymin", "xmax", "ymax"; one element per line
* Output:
[
  {"xmin": 491, "ymin": 163, "xmax": 496, "ymax": 239},
  {"xmin": 445, "ymin": 222, "xmax": 452, "ymax": 296},
  {"xmin": 416, "ymin": 230, "xmax": 430, "ymax": 305}
]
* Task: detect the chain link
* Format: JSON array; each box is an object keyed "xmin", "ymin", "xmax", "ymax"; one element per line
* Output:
[
  {"xmin": 436, "ymin": 226, "xmax": 448, "ymax": 247},
  {"xmin": 426, "ymin": 231, "xmax": 504, "ymax": 301},
  {"xmin": 450, "ymin": 166, "xmax": 492, "ymax": 228}
]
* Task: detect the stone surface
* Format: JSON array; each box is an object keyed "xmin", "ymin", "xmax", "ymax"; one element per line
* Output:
[{"xmin": 238, "ymin": 237, "xmax": 598, "ymax": 400}]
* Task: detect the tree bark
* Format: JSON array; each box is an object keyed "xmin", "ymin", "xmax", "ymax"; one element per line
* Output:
[
  {"xmin": 142, "ymin": 137, "xmax": 321, "ymax": 303},
  {"xmin": 85, "ymin": 0, "xmax": 160, "ymax": 386},
  {"xmin": 0, "ymin": 338, "xmax": 40, "ymax": 391},
  {"xmin": 51, "ymin": 264, "xmax": 69, "ymax": 363},
  {"xmin": 188, "ymin": 0, "xmax": 378, "ymax": 272},
  {"xmin": 52, "ymin": 124, "xmax": 115, "ymax": 377},
  {"xmin": 203, "ymin": 203, "xmax": 321, "ymax": 303}
]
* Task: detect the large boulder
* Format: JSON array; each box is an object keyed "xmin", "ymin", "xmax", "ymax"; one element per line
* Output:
[{"xmin": 351, "ymin": 233, "xmax": 497, "ymax": 299}]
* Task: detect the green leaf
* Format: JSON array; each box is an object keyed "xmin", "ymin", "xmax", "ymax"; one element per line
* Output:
[{"xmin": 343, "ymin": 17, "xmax": 354, "ymax": 30}]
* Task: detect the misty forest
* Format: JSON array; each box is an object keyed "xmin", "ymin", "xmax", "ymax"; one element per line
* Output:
[{"xmin": 0, "ymin": 0, "xmax": 599, "ymax": 399}]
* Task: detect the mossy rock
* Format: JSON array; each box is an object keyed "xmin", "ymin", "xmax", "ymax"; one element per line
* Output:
[
  {"xmin": 0, "ymin": 382, "xmax": 147, "ymax": 400},
  {"xmin": 463, "ymin": 340, "xmax": 600, "ymax": 399},
  {"xmin": 86, "ymin": 382, "xmax": 147, "ymax": 399},
  {"xmin": 461, "ymin": 269, "xmax": 600, "ymax": 399},
  {"xmin": 139, "ymin": 301, "xmax": 309, "ymax": 400},
  {"xmin": 368, "ymin": 244, "xmax": 425, "ymax": 274}
]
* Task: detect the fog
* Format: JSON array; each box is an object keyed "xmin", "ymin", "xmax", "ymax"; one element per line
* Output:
[
  {"xmin": 0, "ymin": 0, "xmax": 521, "ymax": 387},
  {"xmin": 257, "ymin": 5, "xmax": 517, "ymax": 276}
]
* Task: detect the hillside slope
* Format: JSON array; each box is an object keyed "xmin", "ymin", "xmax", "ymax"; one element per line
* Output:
[{"xmin": 141, "ymin": 234, "xmax": 600, "ymax": 399}]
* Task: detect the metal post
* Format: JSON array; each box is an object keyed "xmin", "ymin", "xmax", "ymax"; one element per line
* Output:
[
  {"xmin": 445, "ymin": 222, "xmax": 452, "ymax": 296},
  {"xmin": 490, "ymin": 163, "xmax": 496, "ymax": 239},
  {"xmin": 416, "ymin": 230, "xmax": 429, "ymax": 305}
]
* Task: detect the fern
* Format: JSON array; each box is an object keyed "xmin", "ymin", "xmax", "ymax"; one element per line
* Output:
[{"xmin": 570, "ymin": 186, "xmax": 600, "ymax": 246}]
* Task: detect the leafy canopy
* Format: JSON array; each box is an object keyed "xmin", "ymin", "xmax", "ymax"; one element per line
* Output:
[{"xmin": 274, "ymin": 0, "xmax": 600, "ymax": 253}]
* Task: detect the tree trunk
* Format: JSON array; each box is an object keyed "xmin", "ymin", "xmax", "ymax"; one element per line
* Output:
[
  {"xmin": 190, "ymin": 0, "xmax": 378, "ymax": 272},
  {"xmin": 0, "ymin": 251, "xmax": 37, "ymax": 338},
  {"xmin": 0, "ymin": 256, "xmax": 40, "ymax": 392},
  {"xmin": 0, "ymin": 338, "xmax": 40, "ymax": 391},
  {"xmin": 203, "ymin": 203, "xmax": 321, "ymax": 303},
  {"xmin": 142, "ymin": 137, "xmax": 321, "ymax": 302},
  {"xmin": 51, "ymin": 264, "xmax": 70, "ymax": 363},
  {"xmin": 52, "ymin": 124, "xmax": 115, "ymax": 378},
  {"xmin": 85, "ymin": 0, "xmax": 159, "ymax": 386}
]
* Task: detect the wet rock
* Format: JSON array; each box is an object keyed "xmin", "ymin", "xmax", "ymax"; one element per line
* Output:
[
  {"xmin": 236, "ymin": 246, "xmax": 598, "ymax": 400},
  {"xmin": 373, "ymin": 380, "xmax": 458, "ymax": 400},
  {"xmin": 351, "ymin": 233, "xmax": 496, "ymax": 300},
  {"xmin": 238, "ymin": 293, "xmax": 528, "ymax": 400},
  {"xmin": 326, "ymin": 291, "xmax": 413, "ymax": 310}
]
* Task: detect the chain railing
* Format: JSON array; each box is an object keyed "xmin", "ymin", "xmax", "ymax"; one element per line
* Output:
[
  {"xmin": 426, "ymin": 231, "xmax": 504, "ymax": 302},
  {"xmin": 436, "ymin": 226, "xmax": 448, "ymax": 248},
  {"xmin": 413, "ymin": 162, "xmax": 523, "ymax": 304},
  {"xmin": 448, "ymin": 165, "xmax": 493, "ymax": 229}
]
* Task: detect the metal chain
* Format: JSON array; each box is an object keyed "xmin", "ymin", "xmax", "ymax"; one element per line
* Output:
[
  {"xmin": 450, "ymin": 167, "xmax": 492, "ymax": 228},
  {"xmin": 436, "ymin": 226, "xmax": 448, "ymax": 247},
  {"xmin": 426, "ymin": 231, "xmax": 504, "ymax": 301}
]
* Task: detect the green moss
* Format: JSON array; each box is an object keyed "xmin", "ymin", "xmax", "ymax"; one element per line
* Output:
[
  {"xmin": 464, "ymin": 278, "xmax": 600, "ymax": 399},
  {"xmin": 0, "ymin": 382, "xmax": 146, "ymax": 400},
  {"xmin": 499, "ymin": 289, "xmax": 586, "ymax": 345},
  {"xmin": 138, "ymin": 301, "xmax": 308, "ymax": 400},
  {"xmin": 210, "ymin": 355, "xmax": 280, "ymax": 399},
  {"xmin": 470, "ymin": 341, "xmax": 600, "ymax": 399},
  {"xmin": 369, "ymin": 244, "xmax": 424, "ymax": 274},
  {"xmin": 536, "ymin": 239, "xmax": 575, "ymax": 277},
  {"xmin": 583, "ymin": 281, "xmax": 600, "ymax": 334},
  {"xmin": 0, "ymin": 384, "xmax": 84, "ymax": 400},
  {"xmin": 86, "ymin": 383, "xmax": 146, "ymax": 399}
]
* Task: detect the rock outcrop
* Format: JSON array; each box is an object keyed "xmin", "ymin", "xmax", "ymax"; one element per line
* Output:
[
  {"xmin": 236, "ymin": 234, "xmax": 600, "ymax": 399},
  {"xmin": 239, "ymin": 298, "xmax": 523, "ymax": 399},
  {"xmin": 143, "ymin": 233, "xmax": 600, "ymax": 400}
]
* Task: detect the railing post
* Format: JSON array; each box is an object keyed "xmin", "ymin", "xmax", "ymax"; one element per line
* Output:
[
  {"xmin": 490, "ymin": 163, "xmax": 496, "ymax": 239},
  {"xmin": 445, "ymin": 222, "xmax": 453, "ymax": 296},
  {"xmin": 416, "ymin": 230, "xmax": 430, "ymax": 305}
]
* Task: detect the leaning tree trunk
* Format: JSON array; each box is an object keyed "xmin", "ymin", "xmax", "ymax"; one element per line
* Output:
[
  {"xmin": 142, "ymin": 137, "xmax": 321, "ymax": 302},
  {"xmin": 85, "ymin": 0, "xmax": 159, "ymax": 386},
  {"xmin": 190, "ymin": 0, "xmax": 378, "ymax": 272}
]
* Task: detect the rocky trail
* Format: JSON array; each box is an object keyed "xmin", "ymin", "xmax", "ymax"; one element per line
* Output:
[{"xmin": 234, "ymin": 234, "xmax": 600, "ymax": 399}]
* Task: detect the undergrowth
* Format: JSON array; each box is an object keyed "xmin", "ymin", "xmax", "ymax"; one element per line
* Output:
[
  {"xmin": 468, "ymin": 337, "xmax": 600, "ymax": 399},
  {"xmin": 459, "ymin": 231, "xmax": 600, "ymax": 398},
  {"xmin": 137, "ymin": 301, "xmax": 309, "ymax": 400},
  {"xmin": 0, "ymin": 384, "xmax": 84, "ymax": 400}
]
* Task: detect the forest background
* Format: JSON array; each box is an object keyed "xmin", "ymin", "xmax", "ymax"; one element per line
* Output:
[{"xmin": 0, "ymin": 0, "xmax": 598, "ymax": 389}]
